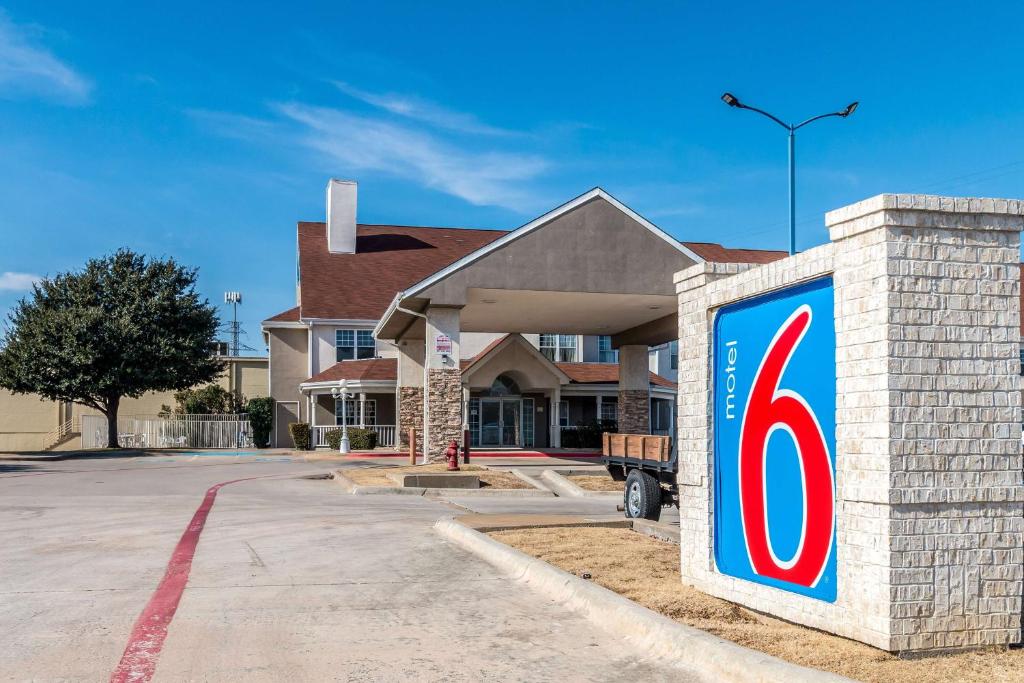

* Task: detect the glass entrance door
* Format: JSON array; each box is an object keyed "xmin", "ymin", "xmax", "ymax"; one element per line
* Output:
[
  {"xmin": 501, "ymin": 400, "xmax": 520, "ymax": 447},
  {"xmin": 479, "ymin": 400, "xmax": 501, "ymax": 447},
  {"xmin": 476, "ymin": 398, "xmax": 521, "ymax": 447}
]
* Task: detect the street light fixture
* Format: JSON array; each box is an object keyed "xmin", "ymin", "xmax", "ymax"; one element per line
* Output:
[
  {"xmin": 721, "ymin": 92, "xmax": 859, "ymax": 255},
  {"xmin": 330, "ymin": 380, "xmax": 352, "ymax": 454}
]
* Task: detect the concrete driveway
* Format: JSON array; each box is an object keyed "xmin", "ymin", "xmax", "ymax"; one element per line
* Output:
[{"xmin": 0, "ymin": 453, "xmax": 692, "ymax": 681}]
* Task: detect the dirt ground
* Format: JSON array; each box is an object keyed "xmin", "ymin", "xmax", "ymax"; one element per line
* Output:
[
  {"xmin": 566, "ymin": 473, "xmax": 624, "ymax": 492},
  {"xmin": 346, "ymin": 463, "xmax": 532, "ymax": 489},
  {"xmin": 488, "ymin": 526, "xmax": 1024, "ymax": 683}
]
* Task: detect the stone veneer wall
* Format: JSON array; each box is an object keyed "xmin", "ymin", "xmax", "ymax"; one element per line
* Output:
[
  {"xmin": 426, "ymin": 369, "xmax": 463, "ymax": 462},
  {"xmin": 675, "ymin": 194, "xmax": 1024, "ymax": 654},
  {"xmin": 398, "ymin": 387, "xmax": 423, "ymax": 453},
  {"xmin": 617, "ymin": 389, "xmax": 650, "ymax": 434}
]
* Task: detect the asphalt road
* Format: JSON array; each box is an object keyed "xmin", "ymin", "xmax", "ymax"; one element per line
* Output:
[{"xmin": 0, "ymin": 453, "xmax": 692, "ymax": 682}]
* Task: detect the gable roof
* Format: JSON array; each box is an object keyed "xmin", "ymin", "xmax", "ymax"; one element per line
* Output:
[
  {"xmin": 297, "ymin": 223, "xmax": 506, "ymax": 320},
  {"xmin": 681, "ymin": 242, "xmax": 789, "ymax": 264},
  {"xmin": 304, "ymin": 358, "xmax": 398, "ymax": 384},
  {"xmin": 264, "ymin": 306, "xmax": 301, "ymax": 324},
  {"xmin": 388, "ymin": 188, "xmax": 703, "ymax": 306},
  {"xmin": 556, "ymin": 362, "xmax": 677, "ymax": 390}
]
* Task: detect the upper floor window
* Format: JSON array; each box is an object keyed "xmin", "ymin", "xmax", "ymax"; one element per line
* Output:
[
  {"xmin": 598, "ymin": 335, "xmax": 618, "ymax": 364},
  {"xmin": 336, "ymin": 329, "xmax": 375, "ymax": 361},
  {"xmin": 540, "ymin": 334, "xmax": 576, "ymax": 362},
  {"xmin": 670, "ymin": 340, "xmax": 679, "ymax": 371}
]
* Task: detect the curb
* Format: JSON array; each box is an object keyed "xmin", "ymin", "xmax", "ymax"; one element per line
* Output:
[
  {"xmin": 540, "ymin": 469, "xmax": 620, "ymax": 498},
  {"xmin": 331, "ymin": 470, "xmax": 555, "ymax": 497},
  {"xmin": 508, "ymin": 468, "xmax": 554, "ymax": 493},
  {"xmin": 433, "ymin": 518, "xmax": 852, "ymax": 683}
]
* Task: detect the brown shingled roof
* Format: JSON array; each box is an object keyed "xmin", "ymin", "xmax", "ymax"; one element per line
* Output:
[
  {"xmin": 303, "ymin": 356, "xmax": 674, "ymax": 389},
  {"xmin": 682, "ymin": 242, "xmax": 788, "ymax": 264},
  {"xmin": 264, "ymin": 306, "xmax": 300, "ymax": 323},
  {"xmin": 298, "ymin": 223, "xmax": 506, "ymax": 320},
  {"xmin": 556, "ymin": 362, "xmax": 677, "ymax": 389},
  {"xmin": 304, "ymin": 358, "xmax": 398, "ymax": 384}
]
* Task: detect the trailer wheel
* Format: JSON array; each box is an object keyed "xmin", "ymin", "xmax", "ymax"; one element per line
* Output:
[{"xmin": 624, "ymin": 469, "xmax": 661, "ymax": 521}]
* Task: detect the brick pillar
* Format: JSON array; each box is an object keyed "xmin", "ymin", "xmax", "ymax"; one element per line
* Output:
[
  {"xmin": 396, "ymin": 339, "xmax": 424, "ymax": 453},
  {"xmin": 826, "ymin": 194, "xmax": 1024, "ymax": 652},
  {"xmin": 673, "ymin": 194, "xmax": 1024, "ymax": 654},
  {"xmin": 617, "ymin": 344, "xmax": 650, "ymax": 434},
  {"xmin": 424, "ymin": 306, "xmax": 463, "ymax": 462}
]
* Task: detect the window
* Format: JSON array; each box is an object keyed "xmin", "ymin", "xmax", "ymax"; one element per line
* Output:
[
  {"xmin": 336, "ymin": 329, "xmax": 375, "ymax": 361},
  {"xmin": 558, "ymin": 400, "xmax": 569, "ymax": 427},
  {"xmin": 335, "ymin": 398, "xmax": 376, "ymax": 426},
  {"xmin": 540, "ymin": 334, "xmax": 577, "ymax": 362},
  {"xmin": 598, "ymin": 335, "xmax": 618, "ymax": 363},
  {"xmin": 670, "ymin": 340, "xmax": 679, "ymax": 371},
  {"xmin": 600, "ymin": 399, "xmax": 618, "ymax": 424}
]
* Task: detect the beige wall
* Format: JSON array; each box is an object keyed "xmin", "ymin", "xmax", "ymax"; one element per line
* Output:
[
  {"xmin": 77, "ymin": 357, "xmax": 269, "ymax": 419},
  {"xmin": 0, "ymin": 357, "xmax": 268, "ymax": 452},
  {"xmin": 0, "ymin": 390, "xmax": 60, "ymax": 451},
  {"xmin": 267, "ymin": 327, "xmax": 309, "ymax": 446}
]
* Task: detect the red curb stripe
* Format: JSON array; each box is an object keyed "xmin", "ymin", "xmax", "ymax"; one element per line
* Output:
[
  {"xmin": 335, "ymin": 451, "xmax": 603, "ymax": 459},
  {"xmin": 110, "ymin": 476, "xmax": 259, "ymax": 683}
]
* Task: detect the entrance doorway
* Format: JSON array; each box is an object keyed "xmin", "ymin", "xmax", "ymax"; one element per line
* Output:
[{"xmin": 477, "ymin": 398, "xmax": 521, "ymax": 447}]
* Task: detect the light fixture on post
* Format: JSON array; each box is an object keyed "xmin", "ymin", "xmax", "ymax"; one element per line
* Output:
[
  {"xmin": 720, "ymin": 92, "xmax": 859, "ymax": 255},
  {"xmin": 330, "ymin": 380, "xmax": 352, "ymax": 454}
]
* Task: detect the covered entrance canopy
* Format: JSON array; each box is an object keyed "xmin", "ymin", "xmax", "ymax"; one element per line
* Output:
[
  {"xmin": 374, "ymin": 188, "xmax": 703, "ymax": 459},
  {"xmin": 375, "ymin": 188, "xmax": 701, "ymax": 347}
]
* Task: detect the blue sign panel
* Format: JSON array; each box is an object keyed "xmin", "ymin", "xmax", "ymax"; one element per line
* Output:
[{"xmin": 713, "ymin": 277, "xmax": 837, "ymax": 602}]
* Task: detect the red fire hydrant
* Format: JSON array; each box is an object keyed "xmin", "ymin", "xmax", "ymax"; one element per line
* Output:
[{"xmin": 445, "ymin": 439, "xmax": 460, "ymax": 471}]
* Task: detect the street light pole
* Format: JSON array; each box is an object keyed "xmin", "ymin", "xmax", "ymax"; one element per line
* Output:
[
  {"xmin": 330, "ymin": 380, "xmax": 351, "ymax": 454},
  {"xmin": 721, "ymin": 93, "xmax": 858, "ymax": 255}
]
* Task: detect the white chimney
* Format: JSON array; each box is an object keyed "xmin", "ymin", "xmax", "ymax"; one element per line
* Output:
[{"xmin": 326, "ymin": 179, "xmax": 357, "ymax": 254}]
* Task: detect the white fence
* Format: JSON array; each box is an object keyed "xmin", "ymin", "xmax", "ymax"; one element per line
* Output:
[
  {"xmin": 311, "ymin": 424, "xmax": 396, "ymax": 449},
  {"xmin": 82, "ymin": 414, "xmax": 253, "ymax": 450}
]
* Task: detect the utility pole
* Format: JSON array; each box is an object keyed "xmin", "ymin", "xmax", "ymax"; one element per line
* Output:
[{"xmin": 224, "ymin": 291, "xmax": 242, "ymax": 356}]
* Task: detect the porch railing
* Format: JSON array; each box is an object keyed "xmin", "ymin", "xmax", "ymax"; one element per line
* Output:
[{"xmin": 311, "ymin": 424, "xmax": 396, "ymax": 449}]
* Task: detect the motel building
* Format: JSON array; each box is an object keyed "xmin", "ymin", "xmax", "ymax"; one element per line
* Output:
[{"xmin": 261, "ymin": 180, "xmax": 785, "ymax": 452}]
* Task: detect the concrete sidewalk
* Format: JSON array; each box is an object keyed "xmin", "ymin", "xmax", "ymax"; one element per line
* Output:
[{"xmin": 0, "ymin": 455, "xmax": 693, "ymax": 681}]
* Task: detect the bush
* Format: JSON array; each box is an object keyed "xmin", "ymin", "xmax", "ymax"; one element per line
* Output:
[
  {"xmin": 247, "ymin": 397, "xmax": 274, "ymax": 448},
  {"xmin": 325, "ymin": 427, "xmax": 378, "ymax": 451},
  {"xmin": 160, "ymin": 384, "xmax": 245, "ymax": 416},
  {"xmin": 561, "ymin": 420, "xmax": 616, "ymax": 449},
  {"xmin": 288, "ymin": 422, "xmax": 311, "ymax": 451}
]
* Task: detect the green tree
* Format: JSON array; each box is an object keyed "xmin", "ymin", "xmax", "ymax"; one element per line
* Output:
[
  {"xmin": 0, "ymin": 249, "xmax": 223, "ymax": 448},
  {"xmin": 160, "ymin": 384, "xmax": 245, "ymax": 416}
]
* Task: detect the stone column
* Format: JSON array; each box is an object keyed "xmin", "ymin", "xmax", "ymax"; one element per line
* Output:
[
  {"xmin": 617, "ymin": 344, "xmax": 650, "ymax": 434},
  {"xmin": 424, "ymin": 306, "xmax": 463, "ymax": 461},
  {"xmin": 358, "ymin": 393, "xmax": 366, "ymax": 429},
  {"xmin": 396, "ymin": 339, "xmax": 424, "ymax": 453},
  {"xmin": 826, "ymin": 194, "xmax": 1024, "ymax": 652}
]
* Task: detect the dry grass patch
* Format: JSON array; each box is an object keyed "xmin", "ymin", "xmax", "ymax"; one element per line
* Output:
[
  {"xmin": 566, "ymin": 473, "xmax": 624, "ymax": 492},
  {"xmin": 345, "ymin": 463, "xmax": 531, "ymax": 489},
  {"xmin": 487, "ymin": 526, "xmax": 1024, "ymax": 683}
]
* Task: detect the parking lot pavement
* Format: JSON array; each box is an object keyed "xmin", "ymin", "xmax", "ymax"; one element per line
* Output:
[{"xmin": 0, "ymin": 454, "xmax": 694, "ymax": 682}]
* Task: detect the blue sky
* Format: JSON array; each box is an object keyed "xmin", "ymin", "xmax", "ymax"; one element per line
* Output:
[{"xmin": 3, "ymin": 1, "xmax": 1024, "ymax": 350}]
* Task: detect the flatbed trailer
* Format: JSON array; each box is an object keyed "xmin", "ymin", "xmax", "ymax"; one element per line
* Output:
[{"xmin": 601, "ymin": 433, "xmax": 677, "ymax": 521}]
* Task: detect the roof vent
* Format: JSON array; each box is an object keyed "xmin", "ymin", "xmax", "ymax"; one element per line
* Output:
[{"xmin": 326, "ymin": 179, "xmax": 357, "ymax": 254}]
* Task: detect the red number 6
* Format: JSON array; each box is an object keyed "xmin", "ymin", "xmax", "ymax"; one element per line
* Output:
[{"xmin": 738, "ymin": 304, "xmax": 834, "ymax": 588}]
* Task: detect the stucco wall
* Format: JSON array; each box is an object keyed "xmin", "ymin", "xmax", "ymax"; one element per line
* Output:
[
  {"xmin": 0, "ymin": 390, "xmax": 59, "ymax": 451},
  {"xmin": 419, "ymin": 197, "xmax": 695, "ymax": 304}
]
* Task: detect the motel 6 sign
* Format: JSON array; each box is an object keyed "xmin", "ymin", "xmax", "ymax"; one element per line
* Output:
[{"xmin": 713, "ymin": 277, "xmax": 837, "ymax": 602}]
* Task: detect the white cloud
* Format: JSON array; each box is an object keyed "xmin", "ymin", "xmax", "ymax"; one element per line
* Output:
[
  {"xmin": 0, "ymin": 271, "xmax": 41, "ymax": 291},
  {"xmin": 332, "ymin": 81, "xmax": 518, "ymax": 137},
  {"xmin": 0, "ymin": 11, "xmax": 91, "ymax": 105},
  {"xmin": 275, "ymin": 102, "xmax": 548, "ymax": 210}
]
